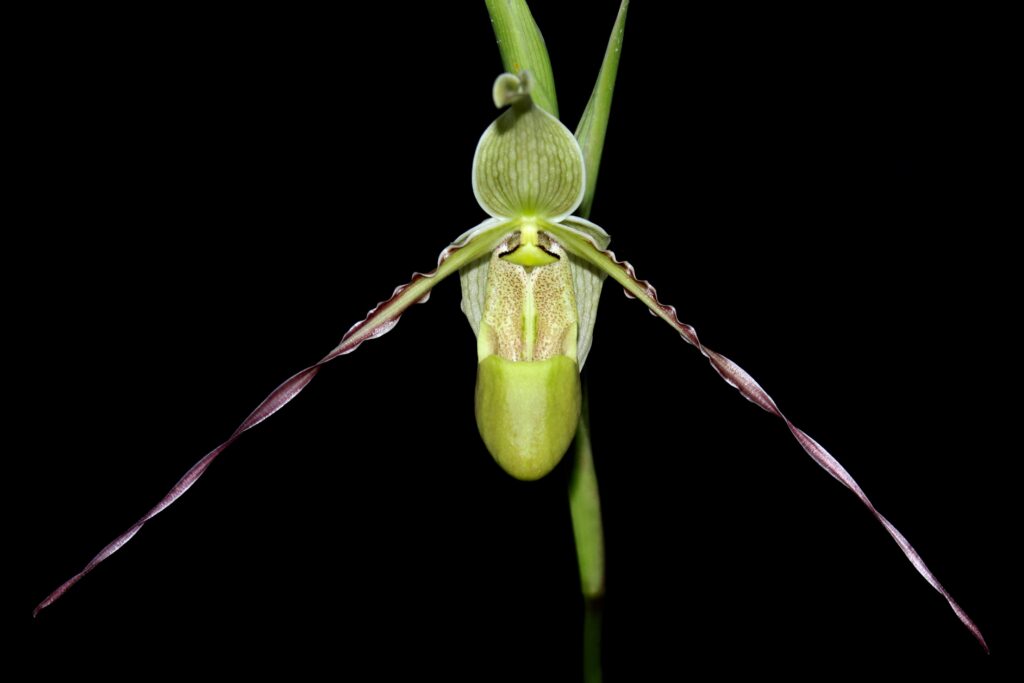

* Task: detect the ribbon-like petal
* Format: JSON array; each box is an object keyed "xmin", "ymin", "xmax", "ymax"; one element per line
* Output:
[
  {"xmin": 544, "ymin": 219, "xmax": 989, "ymax": 653},
  {"xmin": 33, "ymin": 218, "xmax": 511, "ymax": 616}
]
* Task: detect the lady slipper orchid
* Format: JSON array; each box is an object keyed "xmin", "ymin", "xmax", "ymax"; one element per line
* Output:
[{"xmin": 34, "ymin": 0, "xmax": 988, "ymax": 660}]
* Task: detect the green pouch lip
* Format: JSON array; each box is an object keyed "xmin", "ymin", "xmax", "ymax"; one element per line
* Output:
[{"xmin": 475, "ymin": 354, "xmax": 581, "ymax": 481}]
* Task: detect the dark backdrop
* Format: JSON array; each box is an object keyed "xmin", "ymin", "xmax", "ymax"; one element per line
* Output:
[{"xmin": 22, "ymin": 2, "xmax": 1010, "ymax": 675}]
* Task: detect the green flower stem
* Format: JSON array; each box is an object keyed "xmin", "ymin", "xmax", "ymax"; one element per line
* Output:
[
  {"xmin": 567, "ymin": 10, "xmax": 628, "ymax": 680},
  {"xmin": 569, "ymin": 385, "xmax": 605, "ymax": 599},
  {"xmin": 566, "ymin": 0, "xmax": 628, "ymax": 609},
  {"xmin": 570, "ymin": 371, "xmax": 604, "ymax": 683},
  {"xmin": 571, "ymin": 5, "xmax": 628, "ymax": 680},
  {"xmin": 583, "ymin": 593, "xmax": 604, "ymax": 683}
]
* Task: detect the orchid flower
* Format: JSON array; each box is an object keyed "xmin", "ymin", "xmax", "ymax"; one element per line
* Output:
[{"xmin": 33, "ymin": 0, "xmax": 989, "ymax": 663}]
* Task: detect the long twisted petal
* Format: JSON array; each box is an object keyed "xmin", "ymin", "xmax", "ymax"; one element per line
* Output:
[
  {"xmin": 545, "ymin": 218, "xmax": 988, "ymax": 653},
  {"xmin": 33, "ymin": 218, "xmax": 511, "ymax": 616}
]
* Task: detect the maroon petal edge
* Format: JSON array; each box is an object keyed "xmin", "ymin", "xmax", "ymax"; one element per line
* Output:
[
  {"xmin": 34, "ymin": 224, "xmax": 505, "ymax": 617},
  {"xmin": 557, "ymin": 227, "xmax": 989, "ymax": 653}
]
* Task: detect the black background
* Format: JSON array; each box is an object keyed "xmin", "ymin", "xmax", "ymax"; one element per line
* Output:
[{"xmin": 20, "ymin": 1, "xmax": 1012, "ymax": 675}]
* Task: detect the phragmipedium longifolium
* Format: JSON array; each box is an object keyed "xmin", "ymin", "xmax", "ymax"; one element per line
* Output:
[{"xmin": 34, "ymin": 0, "xmax": 991, "ymax": 667}]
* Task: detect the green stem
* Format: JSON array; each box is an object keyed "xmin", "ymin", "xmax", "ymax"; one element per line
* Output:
[
  {"xmin": 567, "ymin": 5, "xmax": 628, "ymax": 676},
  {"xmin": 569, "ymin": 387, "xmax": 605, "ymax": 599},
  {"xmin": 568, "ymin": 5, "xmax": 627, "ymax": 674},
  {"xmin": 569, "ymin": 384, "xmax": 605, "ymax": 681},
  {"xmin": 583, "ymin": 594, "xmax": 604, "ymax": 683}
]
